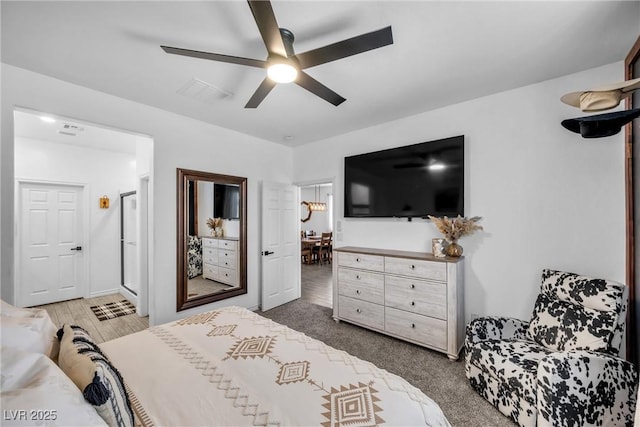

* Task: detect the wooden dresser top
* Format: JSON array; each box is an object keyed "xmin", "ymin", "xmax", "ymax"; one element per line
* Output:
[{"xmin": 334, "ymin": 246, "xmax": 464, "ymax": 263}]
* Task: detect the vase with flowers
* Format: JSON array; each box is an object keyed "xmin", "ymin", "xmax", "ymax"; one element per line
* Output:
[
  {"xmin": 427, "ymin": 215, "xmax": 483, "ymax": 257},
  {"xmin": 207, "ymin": 217, "xmax": 224, "ymax": 237}
]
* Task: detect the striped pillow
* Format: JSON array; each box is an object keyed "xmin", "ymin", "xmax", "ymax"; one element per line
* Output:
[{"xmin": 57, "ymin": 325, "xmax": 134, "ymax": 427}]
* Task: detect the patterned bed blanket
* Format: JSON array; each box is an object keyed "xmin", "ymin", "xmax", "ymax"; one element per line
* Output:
[{"xmin": 101, "ymin": 306, "xmax": 450, "ymax": 426}]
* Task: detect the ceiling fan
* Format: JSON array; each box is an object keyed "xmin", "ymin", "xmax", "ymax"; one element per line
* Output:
[{"xmin": 161, "ymin": 0, "xmax": 393, "ymax": 108}]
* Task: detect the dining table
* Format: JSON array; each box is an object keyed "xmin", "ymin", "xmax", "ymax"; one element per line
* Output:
[{"xmin": 301, "ymin": 236, "xmax": 322, "ymax": 264}]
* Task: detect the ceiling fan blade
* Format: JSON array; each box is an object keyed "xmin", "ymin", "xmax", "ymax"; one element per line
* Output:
[
  {"xmin": 247, "ymin": 0, "xmax": 287, "ymax": 57},
  {"xmin": 245, "ymin": 78, "xmax": 277, "ymax": 108},
  {"xmin": 161, "ymin": 46, "xmax": 266, "ymax": 68},
  {"xmin": 295, "ymin": 72, "xmax": 346, "ymax": 106},
  {"xmin": 295, "ymin": 26, "xmax": 393, "ymax": 69}
]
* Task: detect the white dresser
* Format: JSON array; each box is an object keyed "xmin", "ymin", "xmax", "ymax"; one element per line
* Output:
[
  {"xmin": 332, "ymin": 246, "xmax": 464, "ymax": 360},
  {"xmin": 201, "ymin": 237, "xmax": 239, "ymax": 286}
]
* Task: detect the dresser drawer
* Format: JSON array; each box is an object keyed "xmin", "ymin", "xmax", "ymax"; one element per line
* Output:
[
  {"xmin": 202, "ymin": 238, "xmax": 218, "ymax": 248},
  {"xmin": 385, "ymin": 307, "xmax": 447, "ymax": 350},
  {"xmin": 202, "ymin": 264, "xmax": 218, "ymax": 280},
  {"xmin": 218, "ymin": 250, "xmax": 235, "ymax": 266},
  {"xmin": 338, "ymin": 252, "xmax": 384, "ymax": 272},
  {"xmin": 338, "ymin": 267, "xmax": 384, "ymax": 286},
  {"xmin": 385, "ymin": 276, "xmax": 446, "ymax": 320},
  {"xmin": 218, "ymin": 239, "xmax": 237, "ymax": 251},
  {"xmin": 202, "ymin": 247, "xmax": 218, "ymax": 265},
  {"xmin": 338, "ymin": 280, "xmax": 384, "ymax": 305},
  {"xmin": 217, "ymin": 267, "xmax": 236, "ymax": 285},
  {"xmin": 218, "ymin": 254, "xmax": 236, "ymax": 269},
  {"xmin": 384, "ymin": 257, "xmax": 446, "ymax": 281},
  {"xmin": 338, "ymin": 296, "xmax": 384, "ymax": 330}
]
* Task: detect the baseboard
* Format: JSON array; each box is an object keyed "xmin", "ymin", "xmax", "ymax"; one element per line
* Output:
[{"xmin": 88, "ymin": 289, "xmax": 119, "ymax": 298}]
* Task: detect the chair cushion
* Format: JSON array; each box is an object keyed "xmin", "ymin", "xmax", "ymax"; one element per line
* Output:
[
  {"xmin": 187, "ymin": 235, "xmax": 202, "ymax": 279},
  {"xmin": 466, "ymin": 339, "xmax": 552, "ymax": 406},
  {"xmin": 527, "ymin": 269, "xmax": 624, "ymax": 354}
]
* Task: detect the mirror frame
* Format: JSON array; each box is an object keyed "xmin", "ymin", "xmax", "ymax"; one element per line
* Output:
[{"xmin": 176, "ymin": 168, "xmax": 247, "ymax": 311}]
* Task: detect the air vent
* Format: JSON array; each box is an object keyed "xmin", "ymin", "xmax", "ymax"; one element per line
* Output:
[
  {"xmin": 177, "ymin": 78, "xmax": 232, "ymax": 104},
  {"xmin": 62, "ymin": 123, "xmax": 85, "ymax": 132}
]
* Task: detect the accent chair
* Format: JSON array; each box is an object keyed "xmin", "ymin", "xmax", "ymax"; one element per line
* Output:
[{"xmin": 465, "ymin": 268, "xmax": 638, "ymax": 426}]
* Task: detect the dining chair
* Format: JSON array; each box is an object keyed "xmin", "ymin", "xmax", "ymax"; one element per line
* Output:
[
  {"xmin": 313, "ymin": 232, "xmax": 333, "ymax": 265},
  {"xmin": 301, "ymin": 246, "xmax": 312, "ymax": 264}
]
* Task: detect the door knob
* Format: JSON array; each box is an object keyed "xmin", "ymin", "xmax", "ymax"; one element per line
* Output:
[
  {"xmin": 261, "ymin": 250, "xmax": 275, "ymax": 256},
  {"xmin": 70, "ymin": 246, "xmax": 82, "ymax": 251}
]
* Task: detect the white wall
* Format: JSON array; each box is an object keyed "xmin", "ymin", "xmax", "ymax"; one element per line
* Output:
[
  {"xmin": 293, "ymin": 62, "xmax": 626, "ymax": 323},
  {"xmin": 196, "ymin": 181, "xmax": 214, "ymax": 237},
  {"xmin": 1, "ymin": 64, "xmax": 293, "ymax": 325},
  {"xmin": 15, "ymin": 137, "xmax": 137, "ymax": 297}
]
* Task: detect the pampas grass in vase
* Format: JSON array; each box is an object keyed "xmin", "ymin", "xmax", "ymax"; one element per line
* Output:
[{"xmin": 427, "ymin": 215, "xmax": 483, "ymax": 257}]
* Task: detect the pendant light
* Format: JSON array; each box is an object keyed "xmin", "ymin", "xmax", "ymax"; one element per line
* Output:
[
  {"xmin": 308, "ymin": 185, "xmax": 326, "ymax": 211},
  {"xmin": 301, "ymin": 185, "xmax": 326, "ymax": 212}
]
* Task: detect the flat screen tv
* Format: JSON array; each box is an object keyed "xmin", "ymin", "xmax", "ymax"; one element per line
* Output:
[
  {"xmin": 214, "ymin": 183, "xmax": 240, "ymax": 220},
  {"xmin": 344, "ymin": 136, "xmax": 464, "ymax": 219}
]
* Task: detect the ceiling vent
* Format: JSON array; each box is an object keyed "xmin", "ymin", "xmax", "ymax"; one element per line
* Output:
[
  {"xmin": 62, "ymin": 123, "xmax": 85, "ymax": 131},
  {"xmin": 177, "ymin": 78, "xmax": 232, "ymax": 104}
]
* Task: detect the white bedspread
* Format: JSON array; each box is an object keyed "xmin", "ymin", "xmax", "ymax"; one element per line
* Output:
[{"xmin": 101, "ymin": 306, "xmax": 450, "ymax": 426}]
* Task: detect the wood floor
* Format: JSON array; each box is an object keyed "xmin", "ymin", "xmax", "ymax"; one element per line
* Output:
[
  {"xmin": 35, "ymin": 263, "xmax": 332, "ymax": 343},
  {"xmin": 300, "ymin": 262, "xmax": 333, "ymax": 308},
  {"xmin": 38, "ymin": 293, "xmax": 148, "ymax": 344}
]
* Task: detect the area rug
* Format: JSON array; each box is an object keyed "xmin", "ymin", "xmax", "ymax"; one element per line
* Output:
[{"xmin": 90, "ymin": 299, "xmax": 136, "ymax": 321}]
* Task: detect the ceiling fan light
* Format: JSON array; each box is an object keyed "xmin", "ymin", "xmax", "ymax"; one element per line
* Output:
[{"xmin": 267, "ymin": 63, "xmax": 298, "ymax": 84}]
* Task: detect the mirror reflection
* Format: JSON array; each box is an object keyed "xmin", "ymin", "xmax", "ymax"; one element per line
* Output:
[{"xmin": 177, "ymin": 169, "xmax": 247, "ymax": 311}]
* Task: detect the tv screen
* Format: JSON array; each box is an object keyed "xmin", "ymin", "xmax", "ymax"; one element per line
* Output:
[
  {"xmin": 214, "ymin": 183, "xmax": 240, "ymax": 220},
  {"xmin": 344, "ymin": 136, "xmax": 464, "ymax": 218}
]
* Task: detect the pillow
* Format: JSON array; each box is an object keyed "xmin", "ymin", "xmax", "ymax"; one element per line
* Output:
[
  {"xmin": 527, "ymin": 292, "xmax": 617, "ymax": 353},
  {"xmin": 57, "ymin": 325, "xmax": 134, "ymax": 427},
  {"xmin": 1, "ymin": 346, "xmax": 107, "ymax": 426},
  {"xmin": 1, "ymin": 300, "xmax": 57, "ymax": 357}
]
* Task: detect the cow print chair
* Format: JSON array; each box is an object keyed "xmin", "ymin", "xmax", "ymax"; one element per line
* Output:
[{"xmin": 465, "ymin": 269, "xmax": 637, "ymax": 426}]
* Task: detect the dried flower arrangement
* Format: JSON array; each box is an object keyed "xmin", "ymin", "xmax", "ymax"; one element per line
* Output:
[
  {"xmin": 427, "ymin": 215, "xmax": 483, "ymax": 243},
  {"xmin": 207, "ymin": 217, "xmax": 222, "ymax": 230},
  {"xmin": 207, "ymin": 217, "xmax": 223, "ymax": 236}
]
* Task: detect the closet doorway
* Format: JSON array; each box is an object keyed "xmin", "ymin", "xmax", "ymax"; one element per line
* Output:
[
  {"xmin": 120, "ymin": 191, "xmax": 137, "ymax": 296},
  {"xmin": 298, "ymin": 181, "xmax": 334, "ymax": 308}
]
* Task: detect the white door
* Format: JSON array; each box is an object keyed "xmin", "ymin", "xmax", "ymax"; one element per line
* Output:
[
  {"xmin": 261, "ymin": 182, "xmax": 299, "ymax": 311},
  {"xmin": 19, "ymin": 182, "xmax": 85, "ymax": 307},
  {"xmin": 121, "ymin": 192, "xmax": 138, "ymax": 295}
]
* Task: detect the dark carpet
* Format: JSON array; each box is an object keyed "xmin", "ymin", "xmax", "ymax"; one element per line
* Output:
[{"xmin": 260, "ymin": 299, "xmax": 515, "ymax": 427}]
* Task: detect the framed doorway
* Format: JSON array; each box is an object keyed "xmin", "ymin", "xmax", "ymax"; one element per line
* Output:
[{"xmin": 624, "ymin": 35, "xmax": 640, "ymax": 366}]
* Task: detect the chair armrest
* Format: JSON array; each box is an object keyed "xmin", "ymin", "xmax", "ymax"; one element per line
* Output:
[
  {"xmin": 465, "ymin": 316, "xmax": 530, "ymax": 348},
  {"xmin": 536, "ymin": 350, "xmax": 638, "ymax": 427}
]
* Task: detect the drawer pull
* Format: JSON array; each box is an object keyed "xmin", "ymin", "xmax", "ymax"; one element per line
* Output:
[
  {"xmin": 356, "ymin": 258, "xmax": 361, "ymax": 262},
  {"xmin": 356, "ymin": 308, "xmax": 361, "ymax": 313},
  {"xmin": 356, "ymin": 275, "xmax": 361, "ymax": 279},
  {"xmin": 356, "ymin": 290, "xmax": 361, "ymax": 294},
  {"xmin": 411, "ymin": 301, "xmax": 415, "ymax": 306},
  {"xmin": 411, "ymin": 284, "xmax": 415, "ymax": 289},
  {"xmin": 411, "ymin": 323, "xmax": 416, "ymax": 328},
  {"xmin": 411, "ymin": 264, "xmax": 415, "ymax": 269}
]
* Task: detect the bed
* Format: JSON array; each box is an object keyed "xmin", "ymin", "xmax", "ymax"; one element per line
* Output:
[{"xmin": 1, "ymin": 302, "xmax": 451, "ymax": 426}]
